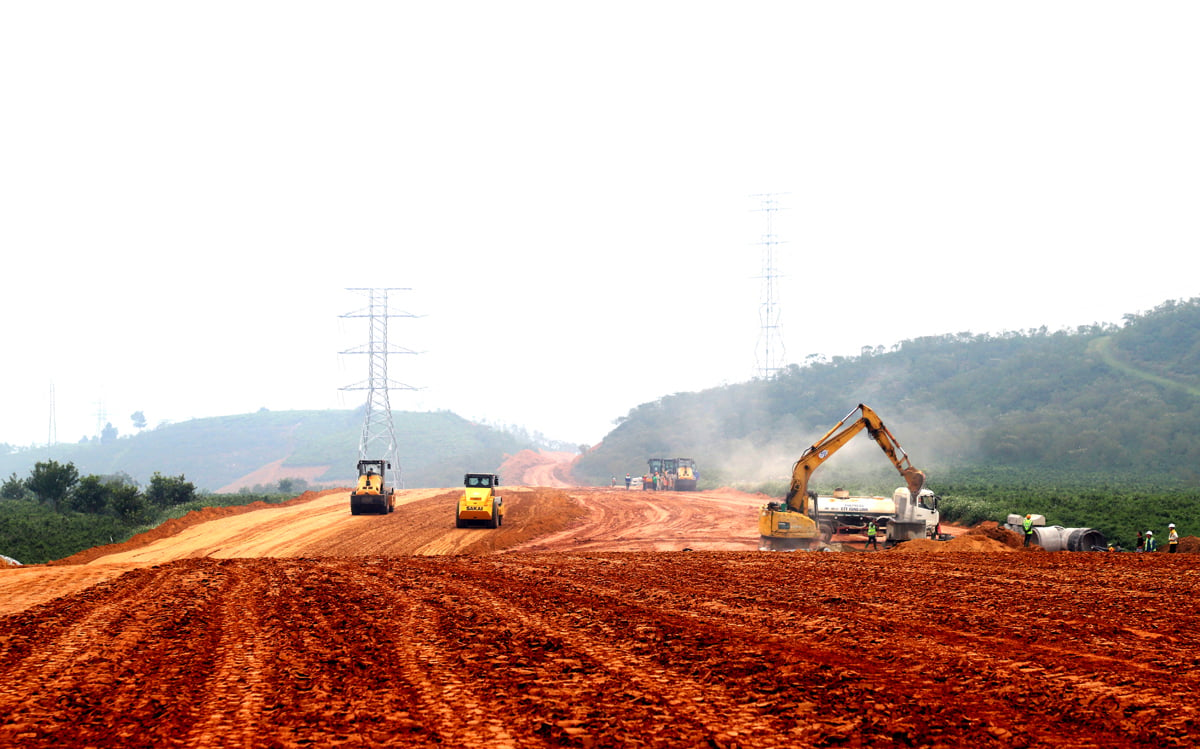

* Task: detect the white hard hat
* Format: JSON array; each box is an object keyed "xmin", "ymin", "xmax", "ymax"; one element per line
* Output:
[
  {"xmin": 1169, "ymin": 523, "xmax": 1176, "ymax": 528},
  {"xmin": 1147, "ymin": 531, "xmax": 1153, "ymax": 536}
]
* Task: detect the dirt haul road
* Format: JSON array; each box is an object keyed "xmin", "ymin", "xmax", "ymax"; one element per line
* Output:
[{"xmin": 1, "ymin": 487, "xmax": 1198, "ymax": 748}]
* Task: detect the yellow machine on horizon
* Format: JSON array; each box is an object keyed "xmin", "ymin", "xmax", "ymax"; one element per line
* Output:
[
  {"xmin": 758, "ymin": 404, "xmax": 927, "ymax": 550},
  {"xmin": 646, "ymin": 457, "xmax": 699, "ymax": 491},
  {"xmin": 456, "ymin": 473, "xmax": 505, "ymax": 528},
  {"xmin": 674, "ymin": 458, "xmax": 698, "ymax": 491},
  {"xmin": 350, "ymin": 459, "xmax": 396, "ymax": 515}
]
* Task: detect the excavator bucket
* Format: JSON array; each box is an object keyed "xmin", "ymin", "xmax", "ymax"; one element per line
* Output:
[
  {"xmin": 886, "ymin": 468, "xmax": 928, "ymax": 545},
  {"xmin": 902, "ymin": 468, "xmax": 926, "ymax": 500}
]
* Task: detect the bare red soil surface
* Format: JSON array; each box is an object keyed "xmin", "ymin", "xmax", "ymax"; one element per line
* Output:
[
  {"xmin": 214, "ymin": 459, "xmax": 333, "ymax": 494},
  {"xmin": 2, "ymin": 483, "xmax": 1198, "ymax": 748},
  {"xmin": 500, "ymin": 449, "xmax": 580, "ymax": 488}
]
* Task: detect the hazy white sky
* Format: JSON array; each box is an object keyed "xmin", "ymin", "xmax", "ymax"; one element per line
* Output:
[{"xmin": 2, "ymin": 1, "xmax": 1197, "ymax": 449}]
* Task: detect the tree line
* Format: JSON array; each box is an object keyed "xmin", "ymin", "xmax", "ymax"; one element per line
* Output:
[
  {"xmin": 0, "ymin": 460, "xmax": 302, "ymax": 565},
  {"xmin": 2, "ymin": 460, "xmax": 198, "ymax": 524}
]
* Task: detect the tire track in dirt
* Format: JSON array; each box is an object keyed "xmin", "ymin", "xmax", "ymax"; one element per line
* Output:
[
  {"xmin": 427, "ymin": 558, "xmax": 781, "ymax": 746},
  {"xmin": 509, "ymin": 487, "xmax": 761, "ymax": 553},
  {"xmin": 184, "ymin": 561, "xmax": 277, "ymax": 747},
  {"xmin": 0, "ymin": 562, "xmax": 226, "ymax": 745},
  {"xmin": 356, "ymin": 568, "xmax": 518, "ymax": 748}
]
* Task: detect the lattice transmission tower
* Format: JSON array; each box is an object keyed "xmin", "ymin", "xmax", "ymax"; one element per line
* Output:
[
  {"xmin": 340, "ymin": 288, "xmax": 418, "ymax": 486},
  {"xmin": 48, "ymin": 381, "xmax": 56, "ymax": 447},
  {"xmin": 753, "ymin": 193, "xmax": 788, "ymax": 379}
]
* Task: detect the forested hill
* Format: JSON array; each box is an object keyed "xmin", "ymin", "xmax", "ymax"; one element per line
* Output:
[
  {"xmin": 0, "ymin": 409, "xmax": 541, "ymax": 492},
  {"xmin": 575, "ymin": 298, "xmax": 1200, "ymax": 487}
]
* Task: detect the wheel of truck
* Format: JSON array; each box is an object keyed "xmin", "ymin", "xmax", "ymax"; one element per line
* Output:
[
  {"xmin": 498, "ymin": 513, "xmax": 503, "ymax": 527},
  {"xmin": 455, "ymin": 515, "xmax": 465, "ymax": 528},
  {"xmin": 820, "ymin": 524, "xmax": 834, "ymax": 543},
  {"xmin": 486, "ymin": 514, "xmax": 498, "ymax": 529}
]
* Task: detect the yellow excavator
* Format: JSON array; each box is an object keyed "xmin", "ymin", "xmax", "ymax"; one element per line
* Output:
[{"xmin": 758, "ymin": 403, "xmax": 927, "ymax": 550}]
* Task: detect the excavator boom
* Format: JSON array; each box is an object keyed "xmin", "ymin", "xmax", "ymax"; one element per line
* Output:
[
  {"xmin": 786, "ymin": 404, "xmax": 924, "ymax": 513},
  {"xmin": 760, "ymin": 403, "xmax": 926, "ymax": 550}
]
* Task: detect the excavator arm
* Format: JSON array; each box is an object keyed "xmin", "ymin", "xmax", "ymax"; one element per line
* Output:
[
  {"xmin": 759, "ymin": 403, "xmax": 926, "ymax": 550},
  {"xmin": 785, "ymin": 403, "xmax": 925, "ymax": 514}
]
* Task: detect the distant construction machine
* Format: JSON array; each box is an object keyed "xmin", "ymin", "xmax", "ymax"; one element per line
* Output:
[
  {"xmin": 350, "ymin": 459, "xmax": 396, "ymax": 515},
  {"xmin": 674, "ymin": 458, "xmax": 698, "ymax": 491},
  {"xmin": 758, "ymin": 403, "xmax": 929, "ymax": 551},
  {"xmin": 456, "ymin": 473, "xmax": 505, "ymax": 528},
  {"xmin": 645, "ymin": 456, "xmax": 699, "ymax": 491}
]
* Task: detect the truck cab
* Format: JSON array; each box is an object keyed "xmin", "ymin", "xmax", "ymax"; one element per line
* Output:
[
  {"xmin": 456, "ymin": 473, "xmax": 504, "ymax": 528},
  {"xmin": 890, "ymin": 487, "xmax": 941, "ymax": 540}
]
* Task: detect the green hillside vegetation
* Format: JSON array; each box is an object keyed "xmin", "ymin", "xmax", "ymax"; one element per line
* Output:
[
  {"xmin": 0, "ymin": 461, "xmax": 297, "ymax": 564},
  {"xmin": 575, "ymin": 298, "xmax": 1200, "ymax": 547},
  {"xmin": 0, "ymin": 408, "xmax": 537, "ymax": 493}
]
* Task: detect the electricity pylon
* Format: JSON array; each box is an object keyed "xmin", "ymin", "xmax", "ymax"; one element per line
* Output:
[
  {"xmin": 753, "ymin": 193, "xmax": 787, "ymax": 379},
  {"xmin": 340, "ymin": 287, "xmax": 418, "ymax": 487}
]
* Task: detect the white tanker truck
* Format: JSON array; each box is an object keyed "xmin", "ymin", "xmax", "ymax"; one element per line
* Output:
[{"xmin": 813, "ymin": 486, "xmax": 943, "ymax": 543}]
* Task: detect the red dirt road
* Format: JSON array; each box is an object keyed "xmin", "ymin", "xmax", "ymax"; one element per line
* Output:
[{"xmin": 2, "ymin": 486, "xmax": 1198, "ymax": 748}]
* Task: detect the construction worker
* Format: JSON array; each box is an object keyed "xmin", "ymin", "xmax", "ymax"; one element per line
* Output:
[
  {"xmin": 625, "ymin": 473, "xmax": 631, "ymax": 490},
  {"xmin": 1022, "ymin": 514, "xmax": 1034, "ymax": 547},
  {"xmin": 1168, "ymin": 523, "xmax": 1179, "ymax": 553},
  {"xmin": 1136, "ymin": 530, "xmax": 1145, "ymax": 552},
  {"xmin": 865, "ymin": 520, "xmax": 879, "ymax": 551},
  {"xmin": 1144, "ymin": 531, "xmax": 1157, "ymax": 552}
]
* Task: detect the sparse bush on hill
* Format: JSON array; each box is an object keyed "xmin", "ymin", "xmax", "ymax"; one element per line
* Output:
[{"xmin": 0, "ymin": 460, "xmax": 289, "ymax": 564}]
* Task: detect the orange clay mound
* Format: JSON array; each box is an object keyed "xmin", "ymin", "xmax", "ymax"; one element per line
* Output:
[
  {"xmin": 967, "ymin": 520, "xmax": 1025, "ymax": 549},
  {"xmin": 893, "ymin": 534, "xmax": 1017, "ymax": 553}
]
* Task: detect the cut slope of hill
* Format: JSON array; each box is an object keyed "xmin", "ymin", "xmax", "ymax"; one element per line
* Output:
[{"xmin": 498, "ymin": 449, "xmax": 579, "ymax": 487}]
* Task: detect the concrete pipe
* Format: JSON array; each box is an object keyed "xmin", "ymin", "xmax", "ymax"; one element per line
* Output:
[
  {"xmin": 1031, "ymin": 526, "xmax": 1106, "ymax": 552},
  {"xmin": 1031, "ymin": 526, "xmax": 1069, "ymax": 552},
  {"xmin": 1066, "ymin": 527, "xmax": 1107, "ymax": 552}
]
